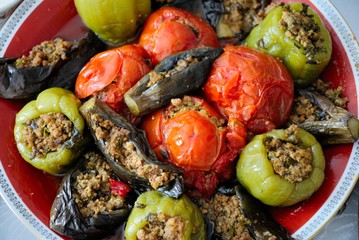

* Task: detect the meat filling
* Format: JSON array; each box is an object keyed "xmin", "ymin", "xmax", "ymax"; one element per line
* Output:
[
  {"xmin": 136, "ymin": 213, "xmax": 186, "ymax": 240},
  {"xmin": 264, "ymin": 125, "xmax": 313, "ymax": 183},
  {"xmin": 15, "ymin": 38, "xmax": 73, "ymax": 68},
  {"xmin": 199, "ymin": 194, "xmax": 253, "ymax": 240},
  {"xmin": 147, "ymin": 56, "xmax": 200, "ymax": 87},
  {"xmin": 23, "ymin": 112, "xmax": 73, "ymax": 159},
  {"xmin": 279, "ymin": 4, "xmax": 325, "ymax": 60},
  {"xmin": 91, "ymin": 114, "xmax": 176, "ymax": 189},
  {"xmin": 72, "ymin": 151, "xmax": 125, "ymax": 218}
]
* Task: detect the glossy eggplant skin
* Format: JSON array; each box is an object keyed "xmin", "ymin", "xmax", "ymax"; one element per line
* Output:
[
  {"xmin": 124, "ymin": 47, "xmax": 223, "ymax": 116},
  {"xmin": 50, "ymin": 152, "xmax": 134, "ymax": 240},
  {"xmin": 0, "ymin": 31, "xmax": 106, "ymax": 99},
  {"xmin": 79, "ymin": 97, "xmax": 184, "ymax": 198}
]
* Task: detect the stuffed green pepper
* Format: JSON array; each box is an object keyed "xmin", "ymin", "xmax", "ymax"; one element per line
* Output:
[
  {"xmin": 245, "ymin": 2, "xmax": 332, "ymax": 87},
  {"xmin": 236, "ymin": 125, "xmax": 325, "ymax": 207},
  {"xmin": 14, "ymin": 87, "xmax": 88, "ymax": 175}
]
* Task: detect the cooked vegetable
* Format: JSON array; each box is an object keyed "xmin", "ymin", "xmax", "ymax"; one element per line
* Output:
[
  {"xmin": 141, "ymin": 96, "xmax": 246, "ymax": 198},
  {"xmin": 79, "ymin": 97, "xmax": 184, "ymax": 198},
  {"xmin": 75, "ymin": 44, "xmax": 152, "ymax": 115},
  {"xmin": 124, "ymin": 190, "xmax": 206, "ymax": 240},
  {"xmin": 50, "ymin": 151, "xmax": 133, "ymax": 239},
  {"xmin": 290, "ymin": 89, "xmax": 359, "ymax": 145},
  {"xmin": 199, "ymin": 184, "xmax": 294, "ymax": 239},
  {"xmin": 0, "ymin": 32, "xmax": 105, "ymax": 99},
  {"xmin": 139, "ymin": 6, "xmax": 219, "ymax": 65},
  {"xmin": 236, "ymin": 125, "xmax": 325, "ymax": 207},
  {"xmin": 124, "ymin": 47, "xmax": 223, "ymax": 116},
  {"xmin": 202, "ymin": 0, "xmax": 270, "ymax": 43},
  {"xmin": 74, "ymin": 0, "xmax": 151, "ymax": 45},
  {"xmin": 13, "ymin": 87, "xmax": 88, "ymax": 175},
  {"xmin": 245, "ymin": 2, "xmax": 332, "ymax": 87},
  {"xmin": 203, "ymin": 45, "xmax": 294, "ymax": 136}
]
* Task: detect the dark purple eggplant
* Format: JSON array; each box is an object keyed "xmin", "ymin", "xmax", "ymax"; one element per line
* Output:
[
  {"xmin": 79, "ymin": 97, "xmax": 184, "ymax": 198},
  {"xmin": 202, "ymin": 0, "xmax": 271, "ymax": 44},
  {"xmin": 50, "ymin": 151, "xmax": 135, "ymax": 240},
  {"xmin": 124, "ymin": 47, "xmax": 223, "ymax": 116},
  {"xmin": 0, "ymin": 31, "xmax": 105, "ymax": 99}
]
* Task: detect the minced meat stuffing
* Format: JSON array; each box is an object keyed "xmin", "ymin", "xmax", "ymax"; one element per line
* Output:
[
  {"xmin": 23, "ymin": 112, "xmax": 73, "ymax": 159},
  {"xmin": 264, "ymin": 125, "xmax": 313, "ymax": 183},
  {"xmin": 199, "ymin": 194, "xmax": 253, "ymax": 240},
  {"xmin": 168, "ymin": 96, "xmax": 226, "ymax": 129},
  {"xmin": 15, "ymin": 38, "xmax": 73, "ymax": 68},
  {"xmin": 147, "ymin": 56, "xmax": 199, "ymax": 87},
  {"xmin": 90, "ymin": 114, "xmax": 177, "ymax": 189},
  {"xmin": 136, "ymin": 213, "xmax": 186, "ymax": 240},
  {"xmin": 72, "ymin": 151, "xmax": 125, "ymax": 218},
  {"xmin": 279, "ymin": 4, "xmax": 324, "ymax": 60}
]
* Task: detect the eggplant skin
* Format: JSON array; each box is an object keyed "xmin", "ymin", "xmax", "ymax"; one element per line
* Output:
[
  {"xmin": 50, "ymin": 152, "xmax": 133, "ymax": 240},
  {"xmin": 0, "ymin": 31, "xmax": 106, "ymax": 100}
]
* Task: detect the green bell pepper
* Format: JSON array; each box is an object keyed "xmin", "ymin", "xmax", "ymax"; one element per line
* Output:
[
  {"xmin": 14, "ymin": 87, "xmax": 88, "ymax": 175},
  {"xmin": 74, "ymin": 0, "xmax": 151, "ymax": 45},
  {"xmin": 124, "ymin": 191, "xmax": 206, "ymax": 240},
  {"xmin": 245, "ymin": 2, "xmax": 332, "ymax": 87},
  {"xmin": 236, "ymin": 126, "xmax": 325, "ymax": 207}
]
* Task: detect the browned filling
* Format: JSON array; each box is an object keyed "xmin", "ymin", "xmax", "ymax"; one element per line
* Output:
[
  {"xmin": 23, "ymin": 112, "xmax": 73, "ymax": 159},
  {"xmin": 279, "ymin": 4, "xmax": 324, "ymax": 60},
  {"xmin": 147, "ymin": 56, "xmax": 200, "ymax": 87},
  {"xmin": 72, "ymin": 152, "xmax": 125, "ymax": 218},
  {"xmin": 264, "ymin": 126, "xmax": 313, "ymax": 183},
  {"xmin": 91, "ymin": 114, "xmax": 176, "ymax": 189},
  {"xmin": 137, "ymin": 213, "xmax": 186, "ymax": 240},
  {"xmin": 200, "ymin": 194, "xmax": 252, "ymax": 240},
  {"xmin": 15, "ymin": 38, "xmax": 73, "ymax": 68},
  {"xmin": 168, "ymin": 96, "xmax": 226, "ymax": 129}
]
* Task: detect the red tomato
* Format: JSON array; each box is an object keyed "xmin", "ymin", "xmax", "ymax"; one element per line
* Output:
[
  {"xmin": 75, "ymin": 44, "xmax": 152, "ymax": 113},
  {"xmin": 139, "ymin": 6, "xmax": 219, "ymax": 65},
  {"xmin": 109, "ymin": 179, "xmax": 131, "ymax": 198},
  {"xmin": 203, "ymin": 46, "xmax": 294, "ymax": 135},
  {"xmin": 141, "ymin": 96, "xmax": 245, "ymax": 198}
]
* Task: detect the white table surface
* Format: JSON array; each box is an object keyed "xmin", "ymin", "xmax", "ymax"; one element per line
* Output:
[{"xmin": 0, "ymin": 0, "xmax": 358, "ymax": 239}]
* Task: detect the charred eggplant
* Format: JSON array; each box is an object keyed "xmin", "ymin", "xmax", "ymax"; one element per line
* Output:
[
  {"xmin": 79, "ymin": 97, "xmax": 184, "ymax": 198},
  {"xmin": 0, "ymin": 31, "xmax": 105, "ymax": 99},
  {"xmin": 124, "ymin": 47, "xmax": 223, "ymax": 116},
  {"xmin": 50, "ymin": 151, "xmax": 134, "ymax": 239}
]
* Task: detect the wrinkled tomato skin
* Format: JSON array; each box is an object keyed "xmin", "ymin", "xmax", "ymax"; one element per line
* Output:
[
  {"xmin": 141, "ymin": 96, "xmax": 245, "ymax": 198},
  {"xmin": 203, "ymin": 46, "xmax": 294, "ymax": 135},
  {"xmin": 75, "ymin": 44, "xmax": 152, "ymax": 113},
  {"xmin": 139, "ymin": 6, "xmax": 219, "ymax": 65}
]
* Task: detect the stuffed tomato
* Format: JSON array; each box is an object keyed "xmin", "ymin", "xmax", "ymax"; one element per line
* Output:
[{"xmin": 141, "ymin": 96, "xmax": 246, "ymax": 198}]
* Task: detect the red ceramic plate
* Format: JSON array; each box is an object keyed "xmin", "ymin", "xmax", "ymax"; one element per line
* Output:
[{"xmin": 0, "ymin": 0, "xmax": 358, "ymax": 239}]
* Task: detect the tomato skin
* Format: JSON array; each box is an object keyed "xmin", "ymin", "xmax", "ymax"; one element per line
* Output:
[
  {"xmin": 203, "ymin": 45, "xmax": 294, "ymax": 135},
  {"xmin": 139, "ymin": 6, "xmax": 219, "ymax": 65},
  {"xmin": 75, "ymin": 44, "xmax": 152, "ymax": 113}
]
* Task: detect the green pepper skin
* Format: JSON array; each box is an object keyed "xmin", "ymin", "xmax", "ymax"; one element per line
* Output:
[
  {"xmin": 124, "ymin": 191, "xmax": 206, "ymax": 240},
  {"xmin": 14, "ymin": 87, "xmax": 88, "ymax": 175},
  {"xmin": 245, "ymin": 3, "xmax": 332, "ymax": 87},
  {"xmin": 236, "ymin": 128, "xmax": 325, "ymax": 207},
  {"xmin": 74, "ymin": 0, "xmax": 151, "ymax": 45}
]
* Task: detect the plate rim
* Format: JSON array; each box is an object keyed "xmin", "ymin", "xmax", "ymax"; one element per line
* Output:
[{"xmin": 0, "ymin": 0, "xmax": 358, "ymax": 240}]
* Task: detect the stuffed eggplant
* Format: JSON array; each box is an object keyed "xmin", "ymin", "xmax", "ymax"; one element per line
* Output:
[
  {"xmin": 199, "ymin": 184, "xmax": 294, "ymax": 239},
  {"xmin": 50, "ymin": 151, "xmax": 134, "ymax": 239},
  {"xmin": 14, "ymin": 87, "xmax": 89, "ymax": 175},
  {"xmin": 0, "ymin": 31, "xmax": 105, "ymax": 99},
  {"xmin": 124, "ymin": 190, "xmax": 206, "ymax": 240},
  {"xmin": 124, "ymin": 47, "xmax": 223, "ymax": 116},
  {"xmin": 79, "ymin": 97, "xmax": 184, "ymax": 198}
]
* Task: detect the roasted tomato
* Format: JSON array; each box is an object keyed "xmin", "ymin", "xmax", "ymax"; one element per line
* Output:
[
  {"xmin": 139, "ymin": 6, "xmax": 219, "ymax": 65},
  {"xmin": 75, "ymin": 44, "xmax": 152, "ymax": 115},
  {"xmin": 141, "ymin": 96, "xmax": 246, "ymax": 198},
  {"xmin": 203, "ymin": 46, "xmax": 294, "ymax": 136}
]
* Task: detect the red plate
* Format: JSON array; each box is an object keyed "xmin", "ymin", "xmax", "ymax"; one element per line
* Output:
[{"xmin": 0, "ymin": 0, "xmax": 358, "ymax": 239}]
